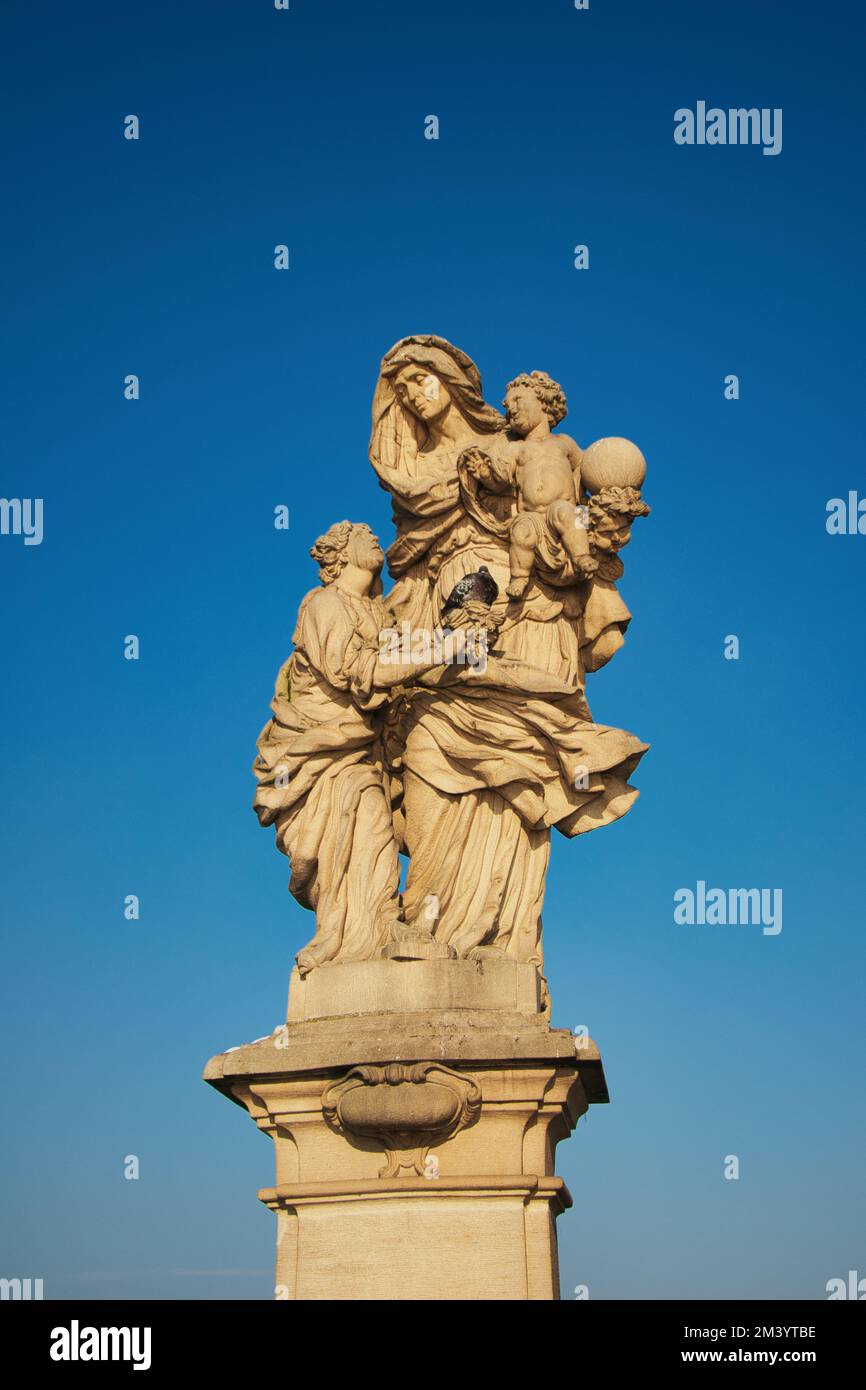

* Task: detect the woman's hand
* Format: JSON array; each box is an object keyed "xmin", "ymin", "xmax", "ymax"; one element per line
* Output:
[{"xmin": 444, "ymin": 598, "xmax": 500, "ymax": 643}]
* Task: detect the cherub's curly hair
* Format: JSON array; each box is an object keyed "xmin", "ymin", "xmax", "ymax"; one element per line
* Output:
[
  {"xmin": 310, "ymin": 520, "xmax": 353, "ymax": 585},
  {"xmin": 505, "ymin": 370, "xmax": 568, "ymax": 427}
]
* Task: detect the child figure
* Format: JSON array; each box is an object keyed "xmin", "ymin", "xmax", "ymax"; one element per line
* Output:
[{"xmin": 462, "ymin": 371, "xmax": 597, "ymax": 598}]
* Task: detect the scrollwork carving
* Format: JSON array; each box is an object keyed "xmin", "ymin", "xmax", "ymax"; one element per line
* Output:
[{"xmin": 322, "ymin": 1062, "xmax": 482, "ymax": 1177}]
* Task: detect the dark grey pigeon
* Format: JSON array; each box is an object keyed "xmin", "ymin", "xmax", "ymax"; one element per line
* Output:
[{"xmin": 441, "ymin": 565, "xmax": 499, "ymax": 618}]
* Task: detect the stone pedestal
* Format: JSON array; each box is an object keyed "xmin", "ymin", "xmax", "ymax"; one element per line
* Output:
[{"xmin": 204, "ymin": 958, "xmax": 607, "ymax": 1301}]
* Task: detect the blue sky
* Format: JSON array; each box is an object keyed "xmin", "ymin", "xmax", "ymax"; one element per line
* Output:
[{"xmin": 1, "ymin": 0, "xmax": 864, "ymax": 1299}]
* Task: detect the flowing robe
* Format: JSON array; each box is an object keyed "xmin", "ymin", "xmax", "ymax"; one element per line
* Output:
[
  {"xmin": 400, "ymin": 658, "xmax": 647, "ymax": 964},
  {"xmin": 253, "ymin": 585, "xmax": 401, "ymax": 972},
  {"xmin": 369, "ymin": 337, "xmax": 648, "ymax": 967}
]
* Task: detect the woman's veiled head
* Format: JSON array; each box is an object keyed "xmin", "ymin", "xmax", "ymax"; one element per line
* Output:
[
  {"xmin": 392, "ymin": 363, "xmax": 453, "ymax": 425},
  {"xmin": 370, "ymin": 335, "xmax": 504, "ymax": 476}
]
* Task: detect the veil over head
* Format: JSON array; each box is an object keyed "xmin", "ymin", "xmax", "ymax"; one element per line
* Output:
[
  {"xmin": 370, "ymin": 334, "xmax": 504, "ymax": 487},
  {"xmin": 369, "ymin": 335, "xmax": 505, "ymax": 578}
]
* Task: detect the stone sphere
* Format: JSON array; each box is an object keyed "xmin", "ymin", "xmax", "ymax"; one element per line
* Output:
[{"xmin": 580, "ymin": 436, "xmax": 646, "ymax": 492}]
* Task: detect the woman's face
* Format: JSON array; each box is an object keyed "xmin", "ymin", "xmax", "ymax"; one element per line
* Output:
[
  {"xmin": 393, "ymin": 365, "xmax": 452, "ymax": 423},
  {"xmin": 347, "ymin": 524, "xmax": 385, "ymax": 573}
]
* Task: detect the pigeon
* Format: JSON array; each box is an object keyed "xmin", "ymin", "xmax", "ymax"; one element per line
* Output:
[{"xmin": 440, "ymin": 565, "xmax": 499, "ymax": 618}]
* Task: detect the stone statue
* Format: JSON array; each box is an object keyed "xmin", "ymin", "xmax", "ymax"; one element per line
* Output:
[
  {"xmin": 252, "ymin": 520, "xmax": 454, "ymax": 974},
  {"xmin": 208, "ymin": 334, "xmax": 652, "ymax": 1302},
  {"xmin": 463, "ymin": 369, "xmax": 599, "ymax": 597},
  {"xmin": 253, "ymin": 335, "xmax": 649, "ymax": 990}
]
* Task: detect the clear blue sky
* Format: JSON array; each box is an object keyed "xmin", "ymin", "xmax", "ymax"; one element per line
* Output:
[{"xmin": 2, "ymin": 0, "xmax": 864, "ymax": 1300}]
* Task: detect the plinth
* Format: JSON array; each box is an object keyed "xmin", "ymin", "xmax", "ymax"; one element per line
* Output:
[{"xmin": 204, "ymin": 958, "xmax": 607, "ymax": 1301}]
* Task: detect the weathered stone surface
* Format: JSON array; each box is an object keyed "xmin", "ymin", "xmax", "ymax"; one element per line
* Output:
[
  {"xmin": 286, "ymin": 956, "xmax": 543, "ymax": 1023},
  {"xmin": 252, "ymin": 335, "xmax": 648, "ymax": 979},
  {"xmin": 205, "ymin": 1017, "xmax": 607, "ymax": 1099},
  {"xmin": 204, "ymin": 1020, "xmax": 606, "ymax": 1301},
  {"xmin": 206, "ymin": 333, "xmax": 646, "ymax": 1300}
]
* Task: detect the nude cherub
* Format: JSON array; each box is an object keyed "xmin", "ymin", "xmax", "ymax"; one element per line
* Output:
[{"xmin": 462, "ymin": 371, "xmax": 597, "ymax": 599}]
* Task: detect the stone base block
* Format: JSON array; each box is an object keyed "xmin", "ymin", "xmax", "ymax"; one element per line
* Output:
[
  {"xmin": 204, "ymin": 960, "xmax": 608, "ymax": 1301},
  {"xmin": 287, "ymin": 956, "xmax": 544, "ymax": 1023}
]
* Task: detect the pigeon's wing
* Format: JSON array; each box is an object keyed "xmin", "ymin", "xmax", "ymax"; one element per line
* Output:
[{"xmin": 440, "ymin": 579, "xmax": 465, "ymax": 612}]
